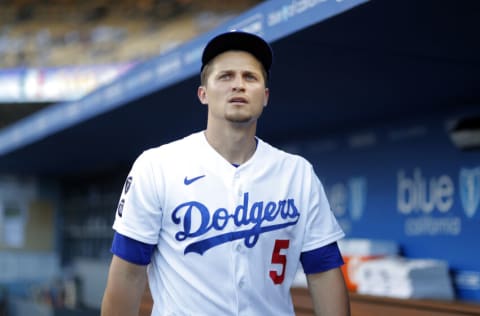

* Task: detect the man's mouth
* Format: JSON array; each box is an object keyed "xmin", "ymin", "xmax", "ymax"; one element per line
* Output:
[{"xmin": 229, "ymin": 97, "xmax": 248, "ymax": 104}]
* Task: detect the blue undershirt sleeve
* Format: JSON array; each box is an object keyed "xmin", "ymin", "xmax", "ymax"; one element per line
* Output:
[
  {"xmin": 300, "ymin": 242, "xmax": 344, "ymax": 274},
  {"xmin": 111, "ymin": 232, "xmax": 156, "ymax": 265}
]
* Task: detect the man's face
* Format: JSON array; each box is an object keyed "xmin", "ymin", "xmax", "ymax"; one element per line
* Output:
[{"xmin": 198, "ymin": 51, "xmax": 269, "ymax": 125}]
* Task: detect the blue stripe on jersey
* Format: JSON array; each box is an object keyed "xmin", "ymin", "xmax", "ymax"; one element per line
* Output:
[
  {"xmin": 111, "ymin": 232, "xmax": 156, "ymax": 265},
  {"xmin": 300, "ymin": 242, "xmax": 344, "ymax": 274}
]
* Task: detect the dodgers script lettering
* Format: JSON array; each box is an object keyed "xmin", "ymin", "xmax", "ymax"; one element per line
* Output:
[{"xmin": 172, "ymin": 192, "xmax": 300, "ymax": 255}]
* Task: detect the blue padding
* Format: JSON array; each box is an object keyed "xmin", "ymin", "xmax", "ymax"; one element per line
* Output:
[
  {"xmin": 111, "ymin": 232, "xmax": 156, "ymax": 265},
  {"xmin": 300, "ymin": 242, "xmax": 344, "ymax": 274}
]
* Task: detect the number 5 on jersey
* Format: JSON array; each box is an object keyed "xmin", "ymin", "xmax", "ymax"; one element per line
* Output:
[{"xmin": 269, "ymin": 239, "xmax": 290, "ymax": 284}]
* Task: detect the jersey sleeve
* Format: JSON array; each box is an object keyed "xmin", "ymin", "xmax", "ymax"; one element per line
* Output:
[
  {"xmin": 300, "ymin": 242, "xmax": 344, "ymax": 274},
  {"xmin": 112, "ymin": 150, "xmax": 163, "ymax": 245},
  {"xmin": 302, "ymin": 164, "xmax": 345, "ymax": 252},
  {"xmin": 111, "ymin": 232, "xmax": 156, "ymax": 265}
]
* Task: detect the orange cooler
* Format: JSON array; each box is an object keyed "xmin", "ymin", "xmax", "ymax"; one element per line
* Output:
[{"xmin": 338, "ymin": 239, "xmax": 399, "ymax": 292}]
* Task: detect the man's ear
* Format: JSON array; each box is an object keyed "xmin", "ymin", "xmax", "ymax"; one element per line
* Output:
[
  {"xmin": 197, "ymin": 86, "xmax": 208, "ymax": 105},
  {"xmin": 263, "ymin": 88, "xmax": 270, "ymax": 107}
]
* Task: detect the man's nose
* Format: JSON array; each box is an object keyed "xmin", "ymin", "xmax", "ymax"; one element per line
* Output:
[{"xmin": 232, "ymin": 76, "xmax": 246, "ymax": 91}]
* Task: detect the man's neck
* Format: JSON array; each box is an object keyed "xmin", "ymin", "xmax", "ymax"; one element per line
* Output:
[{"xmin": 204, "ymin": 125, "xmax": 257, "ymax": 166}]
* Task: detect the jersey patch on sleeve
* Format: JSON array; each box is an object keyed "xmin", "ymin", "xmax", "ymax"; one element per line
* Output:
[
  {"xmin": 111, "ymin": 232, "xmax": 156, "ymax": 265},
  {"xmin": 300, "ymin": 242, "xmax": 344, "ymax": 274}
]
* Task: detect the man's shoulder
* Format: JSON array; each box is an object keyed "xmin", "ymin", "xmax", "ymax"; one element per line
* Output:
[{"xmin": 258, "ymin": 138, "xmax": 313, "ymax": 168}]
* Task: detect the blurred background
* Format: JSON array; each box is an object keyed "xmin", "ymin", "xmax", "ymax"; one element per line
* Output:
[{"xmin": 0, "ymin": 0, "xmax": 479, "ymax": 315}]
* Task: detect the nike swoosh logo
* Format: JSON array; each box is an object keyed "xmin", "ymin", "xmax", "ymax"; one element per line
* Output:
[{"xmin": 184, "ymin": 175, "xmax": 206, "ymax": 185}]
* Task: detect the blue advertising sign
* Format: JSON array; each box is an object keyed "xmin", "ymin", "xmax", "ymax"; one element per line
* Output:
[{"xmin": 296, "ymin": 112, "xmax": 480, "ymax": 302}]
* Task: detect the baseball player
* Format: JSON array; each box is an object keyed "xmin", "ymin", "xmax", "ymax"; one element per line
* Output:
[{"xmin": 101, "ymin": 31, "xmax": 350, "ymax": 316}]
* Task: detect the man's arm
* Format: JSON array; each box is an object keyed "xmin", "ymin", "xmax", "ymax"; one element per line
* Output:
[
  {"xmin": 101, "ymin": 255, "xmax": 148, "ymax": 316},
  {"xmin": 306, "ymin": 267, "xmax": 351, "ymax": 316}
]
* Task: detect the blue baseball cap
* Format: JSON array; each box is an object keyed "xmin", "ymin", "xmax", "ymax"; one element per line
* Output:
[{"xmin": 201, "ymin": 31, "xmax": 273, "ymax": 77}]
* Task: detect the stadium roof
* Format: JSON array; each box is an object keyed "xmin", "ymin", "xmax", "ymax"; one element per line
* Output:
[{"xmin": 0, "ymin": 0, "xmax": 479, "ymax": 176}]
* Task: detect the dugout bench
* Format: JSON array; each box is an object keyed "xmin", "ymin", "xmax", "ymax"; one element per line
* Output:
[{"xmin": 139, "ymin": 285, "xmax": 480, "ymax": 316}]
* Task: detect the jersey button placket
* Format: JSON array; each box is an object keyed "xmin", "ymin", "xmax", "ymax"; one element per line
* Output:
[
  {"xmin": 231, "ymin": 171, "xmax": 249, "ymax": 315},
  {"xmin": 229, "ymin": 172, "xmax": 240, "ymax": 314}
]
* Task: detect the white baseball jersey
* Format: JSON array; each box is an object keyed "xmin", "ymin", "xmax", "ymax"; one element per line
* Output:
[{"xmin": 112, "ymin": 131, "xmax": 344, "ymax": 316}]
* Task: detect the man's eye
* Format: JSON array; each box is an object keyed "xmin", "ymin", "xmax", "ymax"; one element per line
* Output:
[
  {"xmin": 219, "ymin": 74, "xmax": 231, "ymax": 80},
  {"xmin": 245, "ymin": 74, "xmax": 257, "ymax": 81}
]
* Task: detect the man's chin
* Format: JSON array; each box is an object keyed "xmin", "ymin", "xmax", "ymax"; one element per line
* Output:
[{"xmin": 225, "ymin": 115, "xmax": 253, "ymax": 124}]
